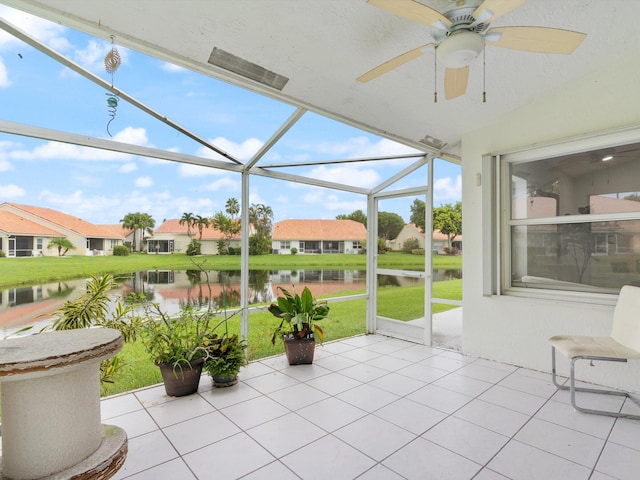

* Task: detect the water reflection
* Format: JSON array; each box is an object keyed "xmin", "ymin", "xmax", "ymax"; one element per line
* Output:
[{"xmin": 0, "ymin": 268, "xmax": 460, "ymax": 335}]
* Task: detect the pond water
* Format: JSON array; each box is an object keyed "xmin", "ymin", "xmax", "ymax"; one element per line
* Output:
[{"xmin": 0, "ymin": 268, "xmax": 461, "ymax": 336}]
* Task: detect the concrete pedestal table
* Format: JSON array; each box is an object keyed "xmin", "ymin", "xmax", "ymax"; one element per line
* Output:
[{"xmin": 0, "ymin": 328, "xmax": 127, "ymax": 479}]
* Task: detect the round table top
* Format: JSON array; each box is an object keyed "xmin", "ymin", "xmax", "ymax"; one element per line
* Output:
[{"xmin": 0, "ymin": 328, "xmax": 123, "ymax": 379}]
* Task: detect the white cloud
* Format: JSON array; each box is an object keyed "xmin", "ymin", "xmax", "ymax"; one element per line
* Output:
[
  {"xmin": 135, "ymin": 176, "xmax": 153, "ymax": 188},
  {"xmin": 11, "ymin": 141, "xmax": 132, "ymax": 161},
  {"xmin": 308, "ymin": 165, "xmax": 381, "ymax": 189},
  {"xmin": 0, "ymin": 57, "xmax": 10, "ymax": 87},
  {"xmin": 119, "ymin": 163, "xmax": 137, "ymax": 173},
  {"xmin": 434, "ymin": 175, "xmax": 462, "ymax": 204},
  {"xmin": 161, "ymin": 62, "xmax": 185, "ymax": 73},
  {"xmin": 195, "ymin": 137, "xmax": 263, "ymax": 161},
  {"xmin": 0, "ymin": 159, "xmax": 12, "ymax": 171},
  {"xmin": 205, "ymin": 176, "xmax": 240, "ymax": 191},
  {"xmin": 111, "ymin": 126, "xmax": 150, "ymax": 146},
  {"xmin": 0, "ymin": 183, "xmax": 25, "ymax": 198},
  {"xmin": 0, "ymin": 6, "xmax": 69, "ymax": 52}
]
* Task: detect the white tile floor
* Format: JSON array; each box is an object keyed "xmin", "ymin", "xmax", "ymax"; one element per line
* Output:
[{"xmin": 102, "ymin": 335, "xmax": 640, "ymax": 480}]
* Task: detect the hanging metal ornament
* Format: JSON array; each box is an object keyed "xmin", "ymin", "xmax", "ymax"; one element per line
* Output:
[{"xmin": 104, "ymin": 36, "xmax": 121, "ymax": 137}]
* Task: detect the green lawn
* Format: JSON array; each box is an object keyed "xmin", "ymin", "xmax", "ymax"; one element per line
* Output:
[{"xmin": 0, "ymin": 252, "xmax": 460, "ymax": 288}]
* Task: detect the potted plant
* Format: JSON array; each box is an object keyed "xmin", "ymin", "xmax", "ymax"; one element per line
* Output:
[
  {"xmin": 142, "ymin": 303, "xmax": 219, "ymax": 397},
  {"xmin": 203, "ymin": 333, "xmax": 246, "ymax": 387},
  {"xmin": 268, "ymin": 286, "xmax": 330, "ymax": 365}
]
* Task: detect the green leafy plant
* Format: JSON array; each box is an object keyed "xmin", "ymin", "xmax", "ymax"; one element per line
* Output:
[
  {"xmin": 186, "ymin": 239, "xmax": 202, "ymax": 256},
  {"xmin": 46, "ymin": 274, "xmax": 144, "ymax": 392},
  {"xmin": 203, "ymin": 333, "xmax": 247, "ymax": 380},
  {"xmin": 268, "ymin": 286, "xmax": 329, "ymax": 345},
  {"xmin": 113, "ymin": 245, "xmax": 129, "ymax": 256},
  {"xmin": 141, "ymin": 300, "xmax": 222, "ymax": 370}
]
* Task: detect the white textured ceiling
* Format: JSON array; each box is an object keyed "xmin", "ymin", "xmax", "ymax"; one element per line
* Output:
[{"xmin": 1, "ymin": 0, "xmax": 639, "ymax": 157}]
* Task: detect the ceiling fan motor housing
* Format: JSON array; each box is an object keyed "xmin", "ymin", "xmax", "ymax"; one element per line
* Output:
[{"xmin": 436, "ymin": 30, "xmax": 485, "ymax": 68}]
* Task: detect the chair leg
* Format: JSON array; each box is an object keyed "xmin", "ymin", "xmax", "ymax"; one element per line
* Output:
[{"xmin": 551, "ymin": 347, "xmax": 640, "ymax": 420}]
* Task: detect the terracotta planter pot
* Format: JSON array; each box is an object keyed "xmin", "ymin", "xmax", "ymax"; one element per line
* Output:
[
  {"xmin": 158, "ymin": 359, "xmax": 204, "ymax": 397},
  {"xmin": 283, "ymin": 336, "xmax": 316, "ymax": 365}
]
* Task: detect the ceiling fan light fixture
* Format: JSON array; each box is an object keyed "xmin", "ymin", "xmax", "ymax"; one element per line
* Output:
[{"xmin": 436, "ymin": 31, "xmax": 485, "ymax": 68}]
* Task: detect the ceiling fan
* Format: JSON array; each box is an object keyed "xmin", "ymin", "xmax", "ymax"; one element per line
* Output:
[{"xmin": 357, "ymin": 0, "xmax": 586, "ymax": 100}]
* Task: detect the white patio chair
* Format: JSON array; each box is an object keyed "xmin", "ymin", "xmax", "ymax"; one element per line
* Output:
[{"xmin": 549, "ymin": 284, "xmax": 640, "ymax": 419}]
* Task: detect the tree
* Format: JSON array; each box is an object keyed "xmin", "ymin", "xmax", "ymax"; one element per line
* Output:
[
  {"xmin": 410, "ymin": 199, "xmax": 426, "ymax": 232},
  {"xmin": 47, "ymin": 237, "xmax": 76, "ymax": 256},
  {"xmin": 179, "ymin": 212, "xmax": 196, "ymax": 238},
  {"xmin": 248, "ymin": 203, "xmax": 274, "ymax": 255},
  {"xmin": 120, "ymin": 212, "xmax": 155, "ymax": 251},
  {"xmin": 225, "ymin": 197, "xmax": 240, "ymax": 219},
  {"xmin": 120, "ymin": 212, "xmax": 140, "ymax": 252},
  {"xmin": 336, "ymin": 209, "xmax": 367, "ymax": 226},
  {"xmin": 137, "ymin": 213, "xmax": 155, "ymax": 248},
  {"xmin": 433, "ymin": 202, "xmax": 462, "ymax": 250},
  {"xmin": 210, "ymin": 211, "xmax": 241, "ymax": 254},
  {"xmin": 377, "ymin": 211, "xmax": 405, "ymax": 240},
  {"xmin": 194, "ymin": 215, "xmax": 209, "ymax": 240}
]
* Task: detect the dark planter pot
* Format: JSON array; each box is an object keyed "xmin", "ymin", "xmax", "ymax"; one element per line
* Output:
[
  {"xmin": 283, "ymin": 336, "xmax": 316, "ymax": 365},
  {"xmin": 158, "ymin": 359, "xmax": 204, "ymax": 397},
  {"xmin": 211, "ymin": 375, "xmax": 239, "ymax": 387}
]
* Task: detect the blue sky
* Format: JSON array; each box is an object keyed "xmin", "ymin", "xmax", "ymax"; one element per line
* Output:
[{"xmin": 0, "ymin": 5, "xmax": 461, "ymax": 226}]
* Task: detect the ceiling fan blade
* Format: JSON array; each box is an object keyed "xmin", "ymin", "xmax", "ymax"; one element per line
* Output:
[
  {"xmin": 486, "ymin": 26, "xmax": 586, "ymax": 54},
  {"xmin": 473, "ymin": 0, "xmax": 527, "ymax": 24},
  {"xmin": 367, "ymin": 0, "xmax": 451, "ymax": 28},
  {"xmin": 444, "ymin": 67, "xmax": 469, "ymax": 100},
  {"xmin": 357, "ymin": 43, "xmax": 434, "ymax": 83}
]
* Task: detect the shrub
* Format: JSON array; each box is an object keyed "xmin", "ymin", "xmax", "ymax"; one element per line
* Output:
[
  {"xmin": 411, "ymin": 249, "xmax": 425, "ymax": 255},
  {"xmin": 186, "ymin": 239, "xmax": 202, "ymax": 256},
  {"xmin": 290, "ymin": 247, "xmax": 298, "ymax": 255},
  {"xmin": 227, "ymin": 247, "xmax": 235, "ymax": 255},
  {"xmin": 113, "ymin": 245, "xmax": 129, "ymax": 256},
  {"xmin": 402, "ymin": 237, "xmax": 420, "ymax": 253},
  {"xmin": 0, "ymin": 250, "xmax": 5, "ymax": 258}
]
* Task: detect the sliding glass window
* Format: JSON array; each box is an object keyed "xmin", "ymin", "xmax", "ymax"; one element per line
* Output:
[{"xmin": 504, "ymin": 140, "xmax": 640, "ymax": 294}]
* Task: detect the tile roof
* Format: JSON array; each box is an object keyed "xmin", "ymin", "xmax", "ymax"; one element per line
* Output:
[
  {"xmin": 272, "ymin": 219, "xmax": 366, "ymax": 241},
  {"xmin": 153, "ymin": 219, "xmax": 237, "ymax": 240},
  {"xmin": 0, "ymin": 211, "xmax": 62, "ymax": 236},
  {"xmin": 2, "ymin": 203, "xmax": 123, "ymax": 238},
  {"xmin": 99, "ymin": 224, "xmax": 135, "ymax": 237}
]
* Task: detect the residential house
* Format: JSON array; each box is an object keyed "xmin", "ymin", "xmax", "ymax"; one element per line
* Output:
[
  {"xmin": 389, "ymin": 224, "xmax": 462, "ymax": 254},
  {"xmin": 271, "ymin": 219, "xmax": 366, "ymax": 254},
  {"xmin": 147, "ymin": 219, "xmax": 241, "ymax": 255},
  {"xmin": 100, "ymin": 224, "xmax": 137, "ymax": 250},
  {"xmin": 0, "ymin": 203, "xmax": 124, "ymax": 257}
]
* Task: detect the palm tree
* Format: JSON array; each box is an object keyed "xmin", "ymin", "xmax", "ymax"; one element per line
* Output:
[
  {"xmin": 225, "ymin": 197, "xmax": 240, "ymax": 219},
  {"xmin": 121, "ymin": 212, "xmax": 156, "ymax": 252},
  {"xmin": 47, "ymin": 237, "xmax": 76, "ymax": 256},
  {"xmin": 194, "ymin": 215, "xmax": 209, "ymax": 240},
  {"xmin": 138, "ymin": 213, "xmax": 156, "ymax": 248},
  {"xmin": 179, "ymin": 212, "xmax": 196, "ymax": 238},
  {"xmin": 120, "ymin": 212, "xmax": 141, "ymax": 251}
]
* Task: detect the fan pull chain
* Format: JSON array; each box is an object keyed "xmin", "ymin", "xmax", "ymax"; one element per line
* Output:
[
  {"xmin": 104, "ymin": 35, "xmax": 122, "ymax": 137},
  {"xmin": 433, "ymin": 52, "xmax": 438, "ymax": 103},
  {"xmin": 482, "ymin": 48, "xmax": 487, "ymax": 103}
]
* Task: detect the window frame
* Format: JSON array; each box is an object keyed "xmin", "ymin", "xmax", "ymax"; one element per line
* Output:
[{"xmin": 495, "ymin": 126, "xmax": 640, "ymax": 303}]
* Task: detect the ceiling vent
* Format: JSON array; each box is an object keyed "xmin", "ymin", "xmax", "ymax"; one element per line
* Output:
[
  {"xmin": 208, "ymin": 47, "xmax": 289, "ymax": 91},
  {"xmin": 420, "ymin": 135, "xmax": 447, "ymax": 150}
]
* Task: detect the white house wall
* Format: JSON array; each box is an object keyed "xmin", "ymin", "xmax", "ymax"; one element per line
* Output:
[{"xmin": 461, "ymin": 51, "xmax": 640, "ymax": 393}]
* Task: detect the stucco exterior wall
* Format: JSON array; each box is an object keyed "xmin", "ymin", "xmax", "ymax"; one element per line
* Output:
[{"xmin": 461, "ymin": 51, "xmax": 640, "ymax": 393}]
